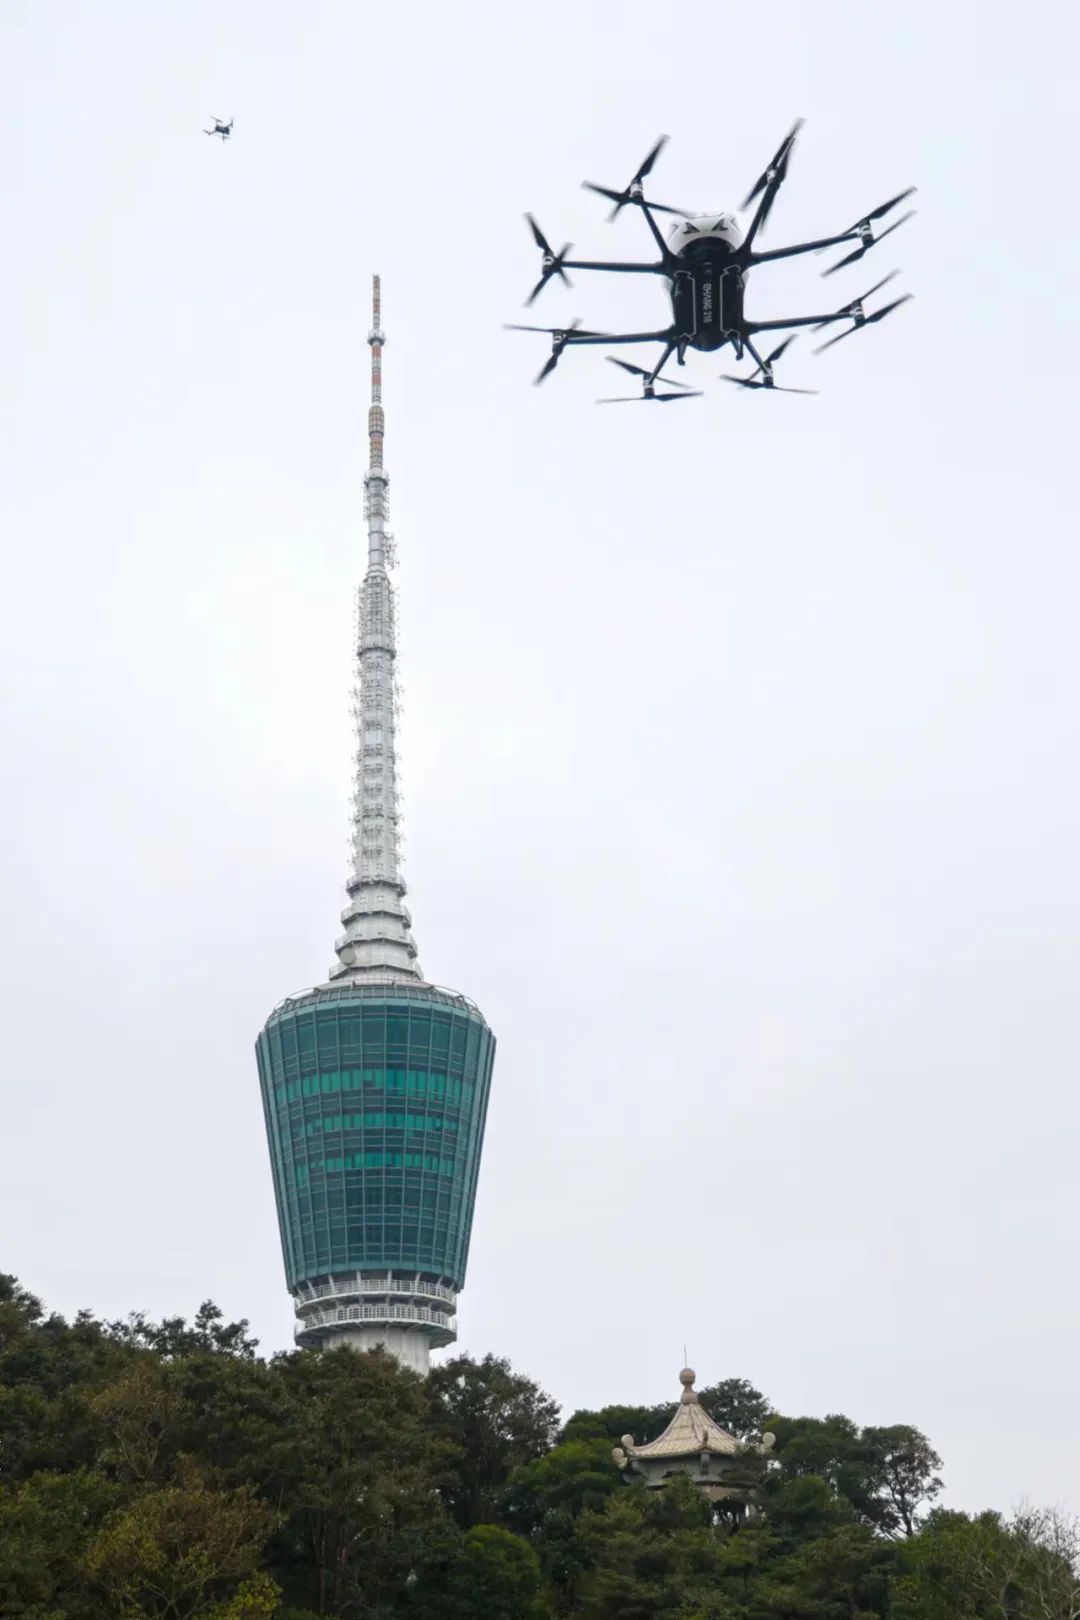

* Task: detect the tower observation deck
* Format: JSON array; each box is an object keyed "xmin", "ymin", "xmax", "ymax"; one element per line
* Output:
[{"xmin": 255, "ymin": 278, "xmax": 496, "ymax": 1373}]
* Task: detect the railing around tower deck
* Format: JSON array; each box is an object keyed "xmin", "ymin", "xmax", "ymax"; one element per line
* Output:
[
  {"xmin": 295, "ymin": 1301, "xmax": 457, "ymax": 1342},
  {"xmin": 294, "ymin": 1274, "xmax": 457, "ymax": 1309},
  {"xmin": 270, "ymin": 980, "xmax": 484, "ymax": 1018}
]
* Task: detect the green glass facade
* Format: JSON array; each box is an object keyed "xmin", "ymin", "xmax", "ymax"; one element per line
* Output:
[{"xmin": 256, "ymin": 981, "xmax": 495, "ymax": 1291}]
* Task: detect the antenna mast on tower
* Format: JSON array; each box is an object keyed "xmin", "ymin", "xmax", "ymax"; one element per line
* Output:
[{"xmin": 330, "ymin": 275, "xmax": 421, "ymax": 983}]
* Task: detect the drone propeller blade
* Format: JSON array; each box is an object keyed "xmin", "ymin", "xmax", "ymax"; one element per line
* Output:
[
  {"xmin": 606, "ymin": 356, "xmax": 650, "ymax": 378},
  {"xmin": 581, "ymin": 181, "xmax": 684, "ymax": 217},
  {"xmin": 605, "ymin": 356, "xmax": 695, "ymax": 389},
  {"xmin": 524, "ymin": 214, "xmax": 573, "ymax": 305},
  {"xmin": 812, "ymin": 293, "xmax": 912, "ymax": 353},
  {"xmin": 812, "ymin": 271, "xmax": 900, "ymax": 330},
  {"xmin": 526, "ymin": 214, "xmax": 555, "ymax": 255},
  {"xmin": 857, "ymin": 270, "xmax": 900, "ymax": 303},
  {"xmin": 504, "ymin": 318, "xmax": 608, "ymax": 384},
  {"xmin": 741, "ymin": 118, "xmax": 804, "ymax": 231},
  {"xmin": 862, "ymin": 294, "xmax": 913, "ymax": 325},
  {"xmin": 813, "ymin": 325, "xmax": 859, "ymax": 354},
  {"xmin": 504, "ymin": 322, "xmax": 606, "ymax": 337},
  {"xmin": 526, "ymin": 262, "xmax": 573, "ymax": 306},
  {"xmin": 823, "ymin": 205, "xmax": 916, "ymax": 276},
  {"xmin": 721, "ymin": 374, "xmax": 818, "ymax": 394},
  {"xmin": 582, "ymin": 181, "xmax": 625, "ymax": 208},
  {"xmin": 582, "ymin": 135, "xmax": 683, "ymax": 220},
  {"xmin": 631, "ymin": 199, "xmax": 685, "ymax": 216},
  {"xmin": 738, "ymin": 335, "xmax": 800, "ymax": 387},
  {"xmin": 847, "ymin": 186, "xmax": 917, "ymax": 231},
  {"xmin": 596, "ymin": 389, "xmax": 703, "ymax": 404},
  {"xmin": 764, "ymin": 335, "xmax": 798, "ymax": 367},
  {"xmin": 635, "ymin": 135, "xmax": 668, "ymax": 184},
  {"xmin": 742, "ymin": 120, "xmax": 803, "ymax": 206}
]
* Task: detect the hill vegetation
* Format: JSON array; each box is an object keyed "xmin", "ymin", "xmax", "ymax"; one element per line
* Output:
[{"xmin": 1, "ymin": 1273, "xmax": 1075, "ymax": 1619}]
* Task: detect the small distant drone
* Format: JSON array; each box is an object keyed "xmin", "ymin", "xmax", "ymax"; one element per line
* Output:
[
  {"xmin": 508, "ymin": 125, "xmax": 914, "ymax": 401},
  {"xmin": 204, "ymin": 116, "xmax": 234, "ymax": 141}
]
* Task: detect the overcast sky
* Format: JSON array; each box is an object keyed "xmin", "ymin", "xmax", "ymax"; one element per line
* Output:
[{"xmin": 3, "ymin": 0, "xmax": 1079, "ymax": 1517}]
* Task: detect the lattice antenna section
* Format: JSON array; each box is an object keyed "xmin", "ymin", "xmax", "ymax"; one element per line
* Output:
[{"xmin": 330, "ymin": 276, "xmax": 422, "ymax": 984}]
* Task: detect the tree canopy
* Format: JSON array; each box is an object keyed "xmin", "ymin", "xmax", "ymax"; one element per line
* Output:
[{"xmin": 0, "ymin": 1270, "xmax": 1074, "ymax": 1619}]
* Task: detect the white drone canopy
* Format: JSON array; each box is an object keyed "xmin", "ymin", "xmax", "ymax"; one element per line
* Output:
[{"xmin": 667, "ymin": 214, "xmax": 745, "ymax": 255}]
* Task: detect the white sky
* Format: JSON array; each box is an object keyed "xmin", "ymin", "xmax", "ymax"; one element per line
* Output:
[{"xmin": 3, "ymin": 0, "xmax": 1079, "ymax": 1516}]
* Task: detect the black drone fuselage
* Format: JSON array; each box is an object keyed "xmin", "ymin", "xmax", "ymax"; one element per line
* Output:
[{"xmin": 668, "ymin": 241, "xmax": 746, "ymax": 354}]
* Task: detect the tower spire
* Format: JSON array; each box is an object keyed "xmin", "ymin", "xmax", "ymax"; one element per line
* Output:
[{"xmin": 330, "ymin": 276, "xmax": 422, "ymax": 983}]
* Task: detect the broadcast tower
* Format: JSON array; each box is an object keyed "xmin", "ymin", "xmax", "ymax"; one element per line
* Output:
[{"xmin": 255, "ymin": 279, "xmax": 496, "ymax": 1372}]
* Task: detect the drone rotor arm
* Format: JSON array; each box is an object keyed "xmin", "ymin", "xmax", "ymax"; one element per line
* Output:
[
  {"xmin": 748, "ymin": 312, "xmax": 855, "ymax": 333},
  {"xmin": 748, "ymin": 229, "xmax": 861, "ymax": 266},
  {"xmin": 635, "ymin": 198, "xmax": 681, "ymax": 262},
  {"xmin": 562, "ymin": 328, "xmax": 677, "ymax": 348},
  {"xmin": 560, "ymin": 258, "xmax": 669, "ymax": 275}
]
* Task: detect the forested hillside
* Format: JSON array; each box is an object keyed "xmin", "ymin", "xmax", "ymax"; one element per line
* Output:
[{"xmin": 1, "ymin": 1273, "xmax": 1075, "ymax": 1618}]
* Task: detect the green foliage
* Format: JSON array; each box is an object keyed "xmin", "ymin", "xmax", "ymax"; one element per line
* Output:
[
  {"xmin": 0, "ymin": 1467, "xmax": 120, "ymax": 1617},
  {"xmin": 85, "ymin": 1473, "xmax": 279, "ymax": 1619},
  {"xmin": 892, "ymin": 1505, "xmax": 1080, "ymax": 1620},
  {"xmin": 266, "ymin": 1345, "xmax": 456, "ymax": 1615},
  {"xmin": 429, "ymin": 1353, "xmax": 560, "ymax": 1528},
  {"xmin": 560, "ymin": 1403, "xmax": 674, "ymax": 1448},
  {"xmin": 0, "ymin": 1270, "xmax": 1074, "ymax": 1620},
  {"xmin": 575, "ymin": 1476, "xmax": 730, "ymax": 1620},
  {"xmin": 892, "ymin": 1509, "xmax": 1021, "ymax": 1619},
  {"xmin": 504, "ymin": 1438, "xmax": 622, "ymax": 1602},
  {"xmin": 106, "ymin": 1301, "xmax": 260, "ymax": 1362},
  {"xmin": 694, "ymin": 1379, "xmax": 772, "ymax": 1444},
  {"xmin": 764, "ymin": 1413, "xmax": 943, "ymax": 1539},
  {"xmin": 438, "ymin": 1524, "xmax": 548, "ymax": 1620},
  {"xmin": 859, "ymin": 1424, "xmax": 943, "ymax": 1537},
  {"xmin": 0, "ymin": 1272, "xmax": 45, "ymax": 1348}
]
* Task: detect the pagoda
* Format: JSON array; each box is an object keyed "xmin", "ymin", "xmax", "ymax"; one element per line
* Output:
[{"xmin": 612, "ymin": 1368, "xmax": 775, "ymax": 1508}]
